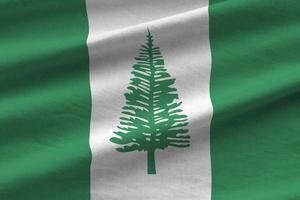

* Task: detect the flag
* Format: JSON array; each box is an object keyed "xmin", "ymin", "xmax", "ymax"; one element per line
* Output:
[{"xmin": 0, "ymin": 1, "xmax": 300, "ymax": 200}]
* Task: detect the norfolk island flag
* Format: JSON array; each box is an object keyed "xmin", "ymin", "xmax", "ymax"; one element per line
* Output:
[{"xmin": 1, "ymin": 1, "xmax": 300, "ymax": 200}]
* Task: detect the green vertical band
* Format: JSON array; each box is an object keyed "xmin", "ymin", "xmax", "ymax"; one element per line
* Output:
[
  {"xmin": 0, "ymin": 1, "xmax": 91, "ymax": 199},
  {"xmin": 210, "ymin": 0, "xmax": 300, "ymax": 199}
]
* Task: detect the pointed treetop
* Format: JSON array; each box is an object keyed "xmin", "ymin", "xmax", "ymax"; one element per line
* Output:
[
  {"xmin": 146, "ymin": 27, "xmax": 154, "ymax": 48},
  {"xmin": 147, "ymin": 27, "xmax": 151, "ymax": 35}
]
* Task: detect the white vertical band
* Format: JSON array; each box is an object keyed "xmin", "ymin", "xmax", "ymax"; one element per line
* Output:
[{"xmin": 86, "ymin": 1, "xmax": 212, "ymax": 199}]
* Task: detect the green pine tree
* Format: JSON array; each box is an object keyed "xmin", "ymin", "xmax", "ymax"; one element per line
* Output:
[{"xmin": 110, "ymin": 29, "xmax": 190, "ymax": 175}]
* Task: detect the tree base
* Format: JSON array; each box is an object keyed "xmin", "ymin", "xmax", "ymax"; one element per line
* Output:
[{"xmin": 147, "ymin": 150, "xmax": 156, "ymax": 175}]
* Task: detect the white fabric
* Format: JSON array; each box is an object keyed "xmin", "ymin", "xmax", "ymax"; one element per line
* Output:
[{"xmin": 87, "ymin": 1, "xmax": 212, "ymax": 199}]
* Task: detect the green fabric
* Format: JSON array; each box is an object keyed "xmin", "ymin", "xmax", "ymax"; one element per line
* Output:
[
  {"xmin": 0, "ymin": 1, "xmax": 91, "ymax": 199},
  {"xmin": 210, "ymin": 0, "xmax": 300, "ymax": 199}
]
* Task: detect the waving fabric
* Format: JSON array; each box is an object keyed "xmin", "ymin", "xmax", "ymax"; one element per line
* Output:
[{"xmin": 0, "ymin": 1, "xmax": 300, "ymax": 200}]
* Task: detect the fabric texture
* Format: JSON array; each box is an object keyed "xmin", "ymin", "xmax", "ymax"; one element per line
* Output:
[{"xmin": 0, "ymin": 1, "xmax": 300, "ymax": 200}]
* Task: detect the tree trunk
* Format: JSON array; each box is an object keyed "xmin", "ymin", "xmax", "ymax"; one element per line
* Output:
[{"xmin": 147, "ymin": 150, "xmax": 156, "ymax": 174}]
